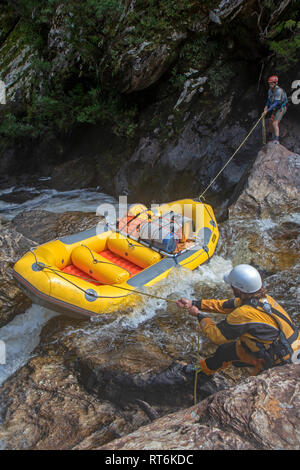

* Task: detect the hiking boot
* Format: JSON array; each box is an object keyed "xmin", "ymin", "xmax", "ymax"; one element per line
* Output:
[
  {"xmin": 146, "ymin": 361, "xmax": 205, "ymax": 387},
  {"xmin": 146, "ymin": 362, "xmax": 189, "ymax": 387},
  {"xmin": 138, "ymin": 360, "xmax": 219, "ymax": 389},
  {"xmin": 181, "ymin": 364, "xmax": 204, "ymax": 377}
]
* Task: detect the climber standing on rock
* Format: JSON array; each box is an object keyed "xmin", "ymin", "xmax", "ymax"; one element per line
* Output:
[{"xmin": 262, "ymin": 75, "xmax": 288, "ymax": 144}]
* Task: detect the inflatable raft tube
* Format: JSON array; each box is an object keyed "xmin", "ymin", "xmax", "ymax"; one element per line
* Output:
[{"xmin": 13, "ymin": 199, "xmax": 219, "ymax": 319}]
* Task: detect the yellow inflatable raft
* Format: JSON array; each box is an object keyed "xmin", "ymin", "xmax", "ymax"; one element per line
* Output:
[{"xmin": 13, "ymin": 199, "xmax": 219, "ymax": 319}]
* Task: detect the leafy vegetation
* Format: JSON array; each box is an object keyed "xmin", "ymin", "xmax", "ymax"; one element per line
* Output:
[
  {"xmin": 267, "ymin": 18, "xmax": 300, "ymax": 71},
  {"xmin": 0, "ymin": 0, "xmax": 299, "ymax": 145},
  {"xmin": 0, "ymin": 0, "xmax": 139, "ymax": 141},
  {"xmin": 250, "ymin": 0, "xmax": 300, "ymax": 72}
]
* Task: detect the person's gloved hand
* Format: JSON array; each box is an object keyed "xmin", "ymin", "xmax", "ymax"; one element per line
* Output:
[
  {"xmin": 176, "ymin": 297, "xmax": 193, "ymax": 309},
  {"xmin": 188, "ymin": 305, "xmax": 201, "ymax": 316},
  {"xmin": 188, "ymin": 308, "xmax": 207, "ymax": 322}
]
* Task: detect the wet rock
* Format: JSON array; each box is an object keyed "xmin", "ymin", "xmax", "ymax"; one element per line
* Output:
[
  {"xmin": 217, "ymin": 142, "xmax": 300, "ymax": 317},
  {"xmin": 263, "ymin": 265, "xmax": 300, "ymax": 326},
  {"xmin": 117, "ymin": 38, "xmax": 186, "ymax": 94},
  {"xmin": 115, "ymin": 109, "xmax": 262, "ymax": 203},
  {"xmin": 114, "ymin": 0, "xmax": 250, "ymax": 94},
  {"xmin": 0, "ymin": 300, "xmax": 227, "ymax": 449},
  {"xmin": 51, "ymin": 158, "xmax": 98, "ymax": 191},
  {"xmin": 213, "ymin": 0, "xmax": 246, "ymax": 19},
  {"xmin": 218, "ymin": 215, "xmax": 300, "ymax": 273},
  {"xmin": 208, "ymin": 0, "xmax": 248, "ymax": 26},
  {"xmin": 202, "ymin": 364, "xmax": 300, "ymax": 450},
  {"xmin": 99, "ymin": 410, "xmax": 253, "ymax": 450},
  {"xmin": 98, "ymin": 364, "xmax": 300, "ymax": 450},
  {"xmin": 0, "ymin": 190, "xmax": 41, "ymax": 204},
  {"xmin": 280, "ymin": 115, "xmax": 300, "ymax": 155},
  {"xmin": 174, "ymin": 75, "xmax": 208, "ymax": 110},
  {"xmin": 0, "ymin": 354, "xmax": 140, "ymax": 450},
  {"xmin": 34, "ymin": 296, "xmax": 233, "ymax": 413},
  {"xmin": 0, "ymin": 228, "xmax": 34, "ymax": 327},
  {"xmin": 12, "ymin": 209, "xmax": 102, "ymax": 244},
  {"xmin": 0, "ymin": 148, "xmax": 17, "ymax": 176},
  {"xmin": 229, "ymin": 143, "xmax": 300, "ymax": 219},
  {"xmin": 42, "ymin": 315, "xmax": 188, "ymax": 409},
  {"xmin": 47, "ymin": 4, "xmax": 79, "ymax": 80},
  {"xmin": 0, "ymin": 22, "xmax": 37, "ymax": 101},
  {"xmin": 135, "ymin": 399, "xmax": 160, "ymax": 421}
]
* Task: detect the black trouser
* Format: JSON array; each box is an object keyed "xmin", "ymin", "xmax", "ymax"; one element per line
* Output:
[{"xmin": 203, "ymin": 341, "xmax": 255, "ymax": 373}]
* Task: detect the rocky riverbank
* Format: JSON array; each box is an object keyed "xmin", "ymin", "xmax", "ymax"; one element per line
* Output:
[
  {"xmin": 0, "ymin": 142, "xmax": 299, "ymax": 450},
  {"xmin": 98, "ymin": 364, "xmax": 300, "ymax": 450},
  {"xmin": 0, "ymin": 0, "xmax": 299, "ymax": 451}
]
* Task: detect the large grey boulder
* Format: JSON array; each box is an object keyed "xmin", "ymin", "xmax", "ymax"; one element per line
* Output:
[{"xmin": 229, "ymin": 143, "xmax": 300, "ymax": 219}]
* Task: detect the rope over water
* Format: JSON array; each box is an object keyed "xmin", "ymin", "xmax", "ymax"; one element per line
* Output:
[
  {"xmin": 198, "ymin": 115, "xmax": 264, "ymax": 202},
  {"xmin": 29, "ymin": 124, "xmax": 269, "ymax": 403}
]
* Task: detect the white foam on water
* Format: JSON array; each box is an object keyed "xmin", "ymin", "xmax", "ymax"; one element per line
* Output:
[
  {"xmin": 0, "ymin": 305, "xmax": 57, "ymax": 386},
  {"xmin": 0, "ymin": 255, "xmax": 233, "ymax": 384},
  {"xmin": 87, "ymin": 256, "xmax": 233, "ymax": 335},
  {"xmin": 255, "ymin": 218, "xmax": 277, "ymax": 231},
  {"xmin": 248, "ymin": 213, "xmax": 300, "ymax": 232},
  {"xmin": 0, "ymin": 187, "xmax": 118, "ymax": 220},
  {"xmin": 281, "ymin": 212, "xmax": 300, "ymax": 225},
  {"xmin": 0, "ymin": 186, "xmax": 16, "ymax": 196},
  {"xmin": 0, "ymin": 180, "xmax": 235, "ymax": 382}
]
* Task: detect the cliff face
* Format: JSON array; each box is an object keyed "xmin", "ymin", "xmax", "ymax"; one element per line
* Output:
[{"xmin": 0, "ymin": 0, "xmax": 299, "ymax": 203}]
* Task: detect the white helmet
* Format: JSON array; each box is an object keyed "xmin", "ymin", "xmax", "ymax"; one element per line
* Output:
[{"xmin": 224, "ymin": 264, "xmax": 262, "ymax": 293}]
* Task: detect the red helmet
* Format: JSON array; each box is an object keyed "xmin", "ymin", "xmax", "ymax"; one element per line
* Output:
[{"xmin": 268, "ymin": 75, "xmax": 278, "ymax": 84}]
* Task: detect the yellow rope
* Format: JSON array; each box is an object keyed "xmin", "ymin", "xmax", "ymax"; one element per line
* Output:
[
  {"xmin": 193, "ymin": 116, "xmax": 265, "ymax": 400},
  {"xmin": 198, "ymin": 115, "xmax": 264, "ymax": 202},
  {"xmin": 262, "ymin": 115, "xmax": 266, "ymax": 145},
  {"xmin": 31, "ymin": 250, "xmax": 205, "ymax": 400},
  {"xmin": 193, "ymin": 324, "xmax": 202, "ymax": 405}
]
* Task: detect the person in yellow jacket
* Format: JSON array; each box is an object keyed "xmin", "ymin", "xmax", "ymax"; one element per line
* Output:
[{"xmin": 176, "ymin": 264, "xmax": 300, "ymax": 380}]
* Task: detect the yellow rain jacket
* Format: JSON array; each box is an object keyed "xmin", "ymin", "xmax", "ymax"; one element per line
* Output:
[{"xmin": 194, "ymin": 295, "xmax": 300, "ymax": 375}]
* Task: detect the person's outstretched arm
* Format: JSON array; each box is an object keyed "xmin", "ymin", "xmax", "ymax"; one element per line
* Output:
[{"xmin": 193, "ymin": 298, "xmax": 239, "ymax": 314}]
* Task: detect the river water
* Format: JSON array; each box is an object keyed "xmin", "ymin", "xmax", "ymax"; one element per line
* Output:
[
  {"xmin": 0, "ymin": 183, "xmax": 233, "ymax": 385},
  {"xmin": 0, "ymin": 181, "xmax": 299, "ymax": 386},
  {"xmin": 0, "ymin": 183, "xmax": 119, "ymax": 384},
  {"xmin": 0, "ymin": 183, "xmax": 117, "ymax": 221}
]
